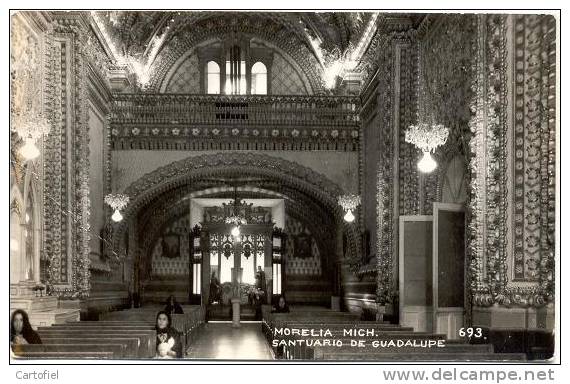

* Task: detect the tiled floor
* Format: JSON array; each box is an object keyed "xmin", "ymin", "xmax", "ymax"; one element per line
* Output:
[{"xmin": 186, "ymin": 322, "xmax": 274, "ymax": 360}]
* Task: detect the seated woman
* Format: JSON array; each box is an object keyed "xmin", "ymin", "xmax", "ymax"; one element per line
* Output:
[
  {"xmin": 154, "ymin": 311, "xmax": 183, "ymax": 359},
  {"xmin": 271, "ymin": 295, "xmax": 290, "ymax": 313},
  {"xmin": 11, "ymin": 309, "xmax": 42, "ymax": 345},
  {"xmin": 164, "ymin": 295, "xmax": 184, "ymax": 314}
]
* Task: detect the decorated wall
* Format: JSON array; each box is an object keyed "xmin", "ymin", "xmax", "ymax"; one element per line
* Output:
[
  {"xmin": 163, "ymin": 53, "xmax": 201, "ymax": 93},
  {"xmin": 466, "ymin": 15, "xmax": 556, "ymax": 328},
  {"xmin": 150, "ymin": 216, "xmax": 191, "ymax": 276},
  {"xmin": 271, "ymin": 51, "xmax": 311, "ymax": 95},
  {"xmin": 285, "ymin": 215, "xmax": 322, "ymax": 276},
  {"xmin": 418, "ymin": 15, "xmax": 476, "ymax": 214},
  {"xmin": 284, "ymin": 213, "xmax": 332, "ymax": 304}
]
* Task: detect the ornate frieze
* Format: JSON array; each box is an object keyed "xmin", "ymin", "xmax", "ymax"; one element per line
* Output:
[{"xmin": 110, "ymin": 94, "xmax": 360, "ymax": 151}]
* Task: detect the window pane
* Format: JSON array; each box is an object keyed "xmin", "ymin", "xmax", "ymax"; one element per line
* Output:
[
  {"xmin": 241, "ymin": 253, "xmax": 255, "ymax": 284},
  {"xmin": 251, "ymin": 62, "xmax": 267, "ymax": 95},
  {"xmin": 206, "ymin": 61, "xmax": 220, "ymax": 94},
  {"xmin": 220, "ymin": 253, "xmax": 233, "ymax": 283}
]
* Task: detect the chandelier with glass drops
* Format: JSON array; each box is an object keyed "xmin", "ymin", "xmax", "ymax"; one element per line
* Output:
[
  {"xmin": 338, "ymin": 194, "xmax": 361, "ymax": 223},
  {"xmin": 225, "ymin": 185, "xmax": 247, "ymax": 238},
  {"xmin": 225, "ymin": 215, "xmax": 247, "ymax": 237},
  {"xmin": 405, "ymin": 123, "xmax": 449, "ymax": 173},
  {"xmin": 104, "ymin": 194, "xmax": 130, "ymax": 222},
  {"xmin": 11, "ymin": 112, "xmax": 51, "ymax": 161}
]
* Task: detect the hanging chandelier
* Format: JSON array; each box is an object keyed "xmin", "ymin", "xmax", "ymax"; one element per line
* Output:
[
  {"xmin": 11, "ymin": 111, "xmax": 51, "ymax": 161},
  {"xmin": 225, "ymin": 186, "xmax": 247, "ymax": 237},
  {"xmin": 104, "ymin": 193, "xmax": 130, "ymax": 222},
  {"xmin": 338, "ymin": 194, "xmax": 361, "ymax": 223},
  {"xmin": 405, "ymin": 122, "xmax": 449, "ymax": 173}
]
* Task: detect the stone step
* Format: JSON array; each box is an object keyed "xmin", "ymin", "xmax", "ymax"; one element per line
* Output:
[
  {"xmin": 315, "ymin": 352, "xmax": 526, "ymax": 361},
  {"xmin": 311, "ymin": 343, "xmax": 494, "ymax": 356}
]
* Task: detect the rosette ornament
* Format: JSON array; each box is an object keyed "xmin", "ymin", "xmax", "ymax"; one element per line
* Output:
[{"xmin": 405, "ymin": 123, "xmax": 449, "ymax": 173}]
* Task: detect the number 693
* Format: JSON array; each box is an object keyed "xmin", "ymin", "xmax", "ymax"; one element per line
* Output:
[{"xmin": 458, "ymin": 327, "xmax": 483, "ymax": 338}]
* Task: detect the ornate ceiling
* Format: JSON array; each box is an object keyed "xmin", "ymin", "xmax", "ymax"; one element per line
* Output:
[
  {"xmin": 95, "ymin": 11, "xmax": 377, "ymax": 60},
  {"xmin": 90, "ymin": 11, "xmax": 426, "ymax": 91}
]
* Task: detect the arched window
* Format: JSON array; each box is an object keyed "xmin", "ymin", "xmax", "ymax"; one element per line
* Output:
[
  {"xmin": 251, "ymin": 62, "xmax": 267, "ymax": 95},
  {"xmin": 206, "ymin": 61, "xmax": 220, "ymax": 94}
]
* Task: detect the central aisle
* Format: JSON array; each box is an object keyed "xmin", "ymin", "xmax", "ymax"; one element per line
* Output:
[{"xmin": 186, "ymin": 323, "xmax": 275, "ymax": 360}]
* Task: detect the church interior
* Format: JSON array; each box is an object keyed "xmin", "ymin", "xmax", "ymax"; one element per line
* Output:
[{"xmin": 10, "ymin": 11, "xmax": 556, "ymax": 361}]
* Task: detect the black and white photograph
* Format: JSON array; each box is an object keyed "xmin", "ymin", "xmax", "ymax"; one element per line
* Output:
[{"xmin": 6, "ymin": 5, "xmax": 562, "ymax": 376}]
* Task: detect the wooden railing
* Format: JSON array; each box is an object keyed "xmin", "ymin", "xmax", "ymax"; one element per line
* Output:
[{"xmin": 110, "ymin": 93, "xmax": 360, "ymax": 127}]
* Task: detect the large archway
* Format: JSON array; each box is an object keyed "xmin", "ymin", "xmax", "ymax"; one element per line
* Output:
[{"xmin": 111, "ymin": 153, "xmax": 360, "ymax": 305}]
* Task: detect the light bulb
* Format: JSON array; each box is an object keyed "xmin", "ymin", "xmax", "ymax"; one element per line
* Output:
[
  {"xmin": 344, "ymin": 210, "xmax": 355, "ymax": 223},
  {"xmin": 111, "ymin": 209, "xmax": 123, "ymax": 222},
  {"xmin": 231, "ymin": 226, "xmax": 240, "ymax": 237},
  {"xmin": 417, "ymin": 151, "xmax": 437, "ymax": 173},
  {"xmin": 19, "ymin": 138, "xmax": 40, "ymax": 160}
]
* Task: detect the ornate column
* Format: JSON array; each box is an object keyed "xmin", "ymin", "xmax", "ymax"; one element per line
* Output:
[
  {"xmin": 41, "ymin": 13, "xmax": 99, "ymax": 299},
  {"xmin": 468, "ymin": 14, "xmax": 556, "ymax": 329}
]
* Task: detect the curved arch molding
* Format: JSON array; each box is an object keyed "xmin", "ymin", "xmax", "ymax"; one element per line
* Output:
[
  {"xmin": 145, "ymin": 14, "xmax": 326, "ymax": 93},
  {"xmin": 112, "ymin": 152, "xmax": 359, "ymax": 262}
]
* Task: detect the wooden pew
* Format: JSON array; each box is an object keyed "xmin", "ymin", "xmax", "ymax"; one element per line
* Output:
[
  {"xmin": 39, "ymin": 337, "xmax": 141, "ymax": 358},
  {"xmin": 12, "ymin": 344, "xmax": 127, "ymax": 359},
  {"xmin": 37, "ymin": 330, "xmax": 156, "ymax": 358},
  {"xmin": 12, "ymin": 351, "xmax": 114, "ymax": 359}
]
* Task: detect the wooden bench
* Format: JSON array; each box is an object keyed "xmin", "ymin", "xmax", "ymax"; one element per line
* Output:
[
  {"xmin": 12, "ymin": 344, "xmax": 127, "ymax": 359},
  {"xmin": 39, "ymin": 337, "xmax": 141, "ymax": 358},
  {"xmin": 12, "ymin": 351, "xmax": 114, "ymax": 359},
  {"xmin": 37, "ymin": 330, "xmax": 156, "ymax": 358}
]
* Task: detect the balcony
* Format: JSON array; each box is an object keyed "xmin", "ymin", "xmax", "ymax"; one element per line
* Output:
[
  {"xmin": 110, "ymin": 94, "xmax": 360, "ymax": 152},
  {"xmin": 111, "ymin": 93, "xmax": 360, "ymax": 126}
]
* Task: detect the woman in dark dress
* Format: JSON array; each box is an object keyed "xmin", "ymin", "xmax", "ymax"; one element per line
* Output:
[
  {"xmin": 164, "ymin": 295, "xmax": 184, "ymax": 314},
  {"xmin": 271, "ymin": 295, "xmax": 290, "ymax": 313},
  {"xmin": 10, "ymin": 309, "xmax": 42, "ymax": 345},
  {"xmin": 154, "ymin": 311, "xmax": 183, "ymax": 359}
]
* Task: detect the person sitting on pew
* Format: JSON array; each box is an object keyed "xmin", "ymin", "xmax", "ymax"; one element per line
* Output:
[
  {"xmin": 10, "ymin": 309, "xmax": 42, "ymax": 345},
  {"xmin": 271, "ymin": 295, "xmax": 290, "ymax": 313},
  {"xmin": 164, "ymin": 295, "xmax": 184, "ymax": 314},
  {"xmin": 155, "ymin": 311, "xmax": 182, "ymax": 359}
]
